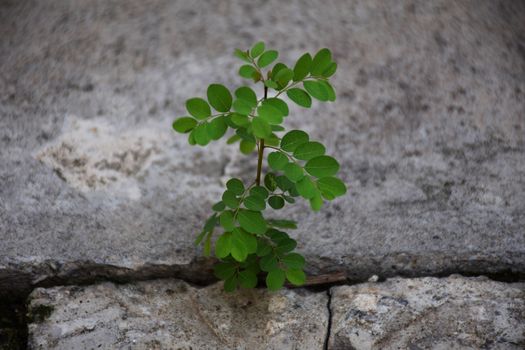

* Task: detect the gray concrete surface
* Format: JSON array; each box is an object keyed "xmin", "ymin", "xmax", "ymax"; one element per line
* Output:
[{"xmin": 1, "ymin": 0, "xmax": 524, "ymax": 294}]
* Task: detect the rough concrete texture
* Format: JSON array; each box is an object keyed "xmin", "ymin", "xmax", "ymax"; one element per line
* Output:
[
  {"xmin": 329, "ymin": 276, "xmax": 525, "ymax": 349},
  {"xmin": 27, "ymin": 278, "xmax": 328, "ymax": 350},
  {"xmin": 1, "ymin": 0, "xmax": 525, "ymax": 293}
]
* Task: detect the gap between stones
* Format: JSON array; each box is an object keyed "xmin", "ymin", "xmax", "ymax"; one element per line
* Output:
[{"xmin": 1, "ymin": 260, "xmax": 524, "ymax": 350}]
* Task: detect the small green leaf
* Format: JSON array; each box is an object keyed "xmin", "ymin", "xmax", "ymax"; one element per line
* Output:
[
  {"xmin": 323, "ymin": 62, "xmax": 337, "ymax": 77},
  {"xmin": 239, "ymin": 65, "xmax": 257, "ymax": 79},
  {"xmin": 257, "ymin": 50, "xmax": 279, "ymax": 68},
  {"xmin": 275, "ymin": 238, "xmax": 297, "ymax": 254},
  {"xmin": 264, "ymin": 173, "xmax": 278, "ymax": 191},
  {"xmin": 222, "ymin": 190, "xmax": 240, "ymax": 209},
  {"xmin": 265, "ymin": 80, "xmax": 279, "ymax": 89},
  {"xmin": 234, "ymin": 48, "xmax": 251, "ymax": 63},
  {"xmin": 271, "ymin": 63, "xmax": 287, "ymax": 79},
  {"xmin": 212, "ymin": 201, "xmax": 226, "ymax": 211},
  {"xmin": 250, "ymin": 41, "xmax": 265, "ymax": 58},
  {"xmin": 304, "ymin": 80, "xmax": 329, "ymax": 101},
  {"xmin": 293, "ymin": 53, "xmax": 312, "ymax": 81},
  {"xmin": 235, "ymin": 86, "xmax": 257, "ymax": 106},
  {"xmin": 231, "ymin": 230, "xmax": 248, "ymax": 262},
  {"xmin": 250, "ymin": 186, "xmax": 269, "ymax": 198},
  {"xmin": 207, "ymin": 84, "xmax": 232, "ymax": 112},
  {"xmin": 257, "ymin": 105, "xmax": 284, "ymax": 125},
  {"xmin": 193, "ymin": 123, "xmax": 210, "ymax": 146},
  {"xmin": 238, "ymin": 209, "xmax": 267, "ymax": 235},
  {"xmin": 238, "ymin": 270, "xmax": 258, "ymax": 288},
  {"xmin": 309, "ymin": 192, "xmax": 323, "ymax": 211},
  {"xmin": 227, "ymin": 178, "xmax": 245, "ymax": 195},
  {"xmin": 286, "ymin": 88, "xmax": 312, "ymax": 108},
  {"xmin": 275, "ymin": 175, "xmax": 294, "ymax": 192},
  {"xmin": 260, "ymin": 254, "xmax": 278, "ymax": 272},
  {"xmin": 317, "ymin": 177, "xmax": 347, "ymax": 198},
  {"xmin": 286, "ymin": 269, "xmax": 306, "ymax": 286},
  {"xmin": 215, "ymin": 232, "xmax": 232, "ymax": 258},
  {"xmin": 173, "ymin": 117, "xmax": 197, "ymax": 133},
  {"xmin": 233, "ymin": 98, "xmax": 254, "ymax": 115},
  {"xmin": 252, "ymin": 117, "xmax": 272, "ymax": 138},
  {"xmin": 244, "ymin": 194, "xmax": 266, "ymax": 211},
  {"xmin": 186, "ymin": 98, "xmax": 211, "ymax": 120},
  {"xmin": 268, "ymin": 152, "xmax": 289, "ymax": 171},
  {"xmin": 293, "ymin": 141, "xmax": 326, "ymax": 160},
  {"xmin": 207, "ymin": 116, "xmax": 228, "ymax": 140},
  {"xmin": 224, "ymin": 276, "xmax": 238, "ymax": 292},
  {"xmin": 188, "ymin": 131, "xmax": 196, "ymax": 145},
  {"xmin": 240, "ymin": 140, "xmax": 256, "ymax": 154},
  {"xmin": 305, "ymin": 155, "xmax": 340, "ymax": 177},
  {"xmin": 319, "ymin": 80, "xmax": 336, "ymax": 101},
  {"xmin": 266, "ymin": 269, "xmax": 286, "ymax": 291},
  {"xmin": 231, "ymin": 113, "xmax": 250, "ymax": 127},
  {"xmin": 204, "ymin": 233, "xmax": 212, "ymax": 256},
  {"xmin": 267, "ymin": 219, "xmax": 297, "ymax": 229},
  {"xmin": 268, "ymin": 195, "xmax": 285, "ymax": 209},
  {"xmin": 256, "ymin": 239, "xmax": 273, "ymax": 256},
  {"xmin": 296, "ymin": 177, "xmax": 318, "ymax": 199},
  {"xmin": 194, "ymin": 230, "xmax": 207, "ymax": 246},
  {"xmin": 227, "ymin": 134, "xmax": 241, "ymax": 144},
  {"xmin": 214, "ymin": 262, "xmax": 236, "ymax": 280},
  {"xmin": 236, "ymin": 128, "xmax": 256, "ymax": 142},
  {"xmin": 263, "ymin": 98, "xmax": 289, "ymax": 116},
  {"xmin": 235, "ymin": 228, "xmax": 257, "ymax": 254},
  {"xmin": 274, "ymin": 68, "xmax": 294, "ymax": 87},
  {"xmin": 281, "ymin": 130, "xmax": 309, "ymax": 152},
  {"xmin": 282, "ymin": 253, "xmax": 305, "ymax": 269},
  {"xmin": 310, "ymin": 48, "xmax": 332, "ymax": 76},
  {"xmin": 219, "ymin": 211, "xmax": 235, "ymax": 231},
  {"xmin": 283, "ymin": 163, "xmax": 304, "ymax": 182}
]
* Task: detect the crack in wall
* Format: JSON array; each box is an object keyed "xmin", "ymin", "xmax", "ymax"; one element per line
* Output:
[{"xmin": 324, "ymin": 289, "xmax": 333, "ymax": 350}]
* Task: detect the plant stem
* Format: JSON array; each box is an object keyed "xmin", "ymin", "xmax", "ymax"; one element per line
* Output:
[{"xmin": 255, "ymin": 86, "xmax": 268, "ymax": 186}]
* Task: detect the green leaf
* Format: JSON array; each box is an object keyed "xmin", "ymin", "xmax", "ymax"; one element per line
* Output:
[
  {"xmin": 212, "ymin": 201, "xmax": 226, "ymax": 211},
  {"xmin": 319, "ymin": 80, "xmax": 336, "ymax": 101},
  {"xmin": 257, "ymin": 50, "xmax": 278, "ymax": 68},
  {"xmin": 283, "ymin": 195, "xmax": 295, "ymax": 203},
  {"xmin": 238, "ymin": 270, "xmax": 258, "ymax": 288},
  {"xmin": 286, "ymin": 88, "xmax": 312, "ymax": 108},
  {"xmin": 230, "ymin": 230, "xmax": 248, "ymax": 262},
  {"xmin": 283, "ymin": 163, "xmax": 304, "ymax": 182},
  {"xmin": 207, "ymin": 116, "xmax": 228, "ymax": 140},
  {"xmin": 274, "ymin": 68, "xmax": 294, "ymax": 87},
  {"xmin": 226, "ymin": 134, "xmax": 241, "ymax": 144},
  {"xmin": 309, "ymin": 192, "xmax": 323, "ymax": 211},
  {"xmin": 296, "ymin": 177, "xmax": 318, "ymax": 199},
  {"xmin": 186, "ymin": 98, "xmax": 211, "ymax": 120},
  {"xmin": 286, "ymin": 269, "xmax": 306, "ymax": 286},
  {"xmin": 268, "ymin": 195, "xmax": 285, "ymax": 209},
  {"xmin": 256, "ymin": 239, "xmax": 273, "ymax": 257},
  {"xmin": 239, "ymin": 65, "xmax": 257, "ymax": 79},
  {"xmin": 304, "ymin": 80, "xmax": 329, "ymax": 101},
  {"xmin": 238, "ymin": 209, "xmax": 267, "ymax": 235},
  {"xmin": 173, "ymin": 117, "xmax": 197, "ymax": 133},
  {"xmin": 222, "ymin": 190, "xmax": 240, "ymax": 209},
  {"xmin": 260, "ymin": 254, "xmax": 278, "ymax": 271},
  {"xmin": 234, "ymin": 48, "xmax": 251, "ymax": 63},
  {"xmin": 188, "ymin": 131, "xmax": 196, "ymax": 145},
  {"xmin": 193, "ymin": 123, "xmax": 210, "ymax": 146},
  {"xmin": 235, "ymin": 86, "xmax": 257, "ymax": 106},
  {"xmin": 271, "ymin": 63, "xmax": 287, "ymax": 79},
  {"xmin": 240, "ymin": 140, "xmax": 256, "ymax": 154},
  {"xmin": 226, "ymin": 178, "xmax": 245, "ymax": 195},
  {"xmin": 219, "ymin": 211, "xmax": 235, "ymax": 231},
  {"xmin": 194, "ymin": 230, "xmax": 207, "ymax": 246},
  {"xmin": 231, "ymin": 113, "xmax": 250, "ymax": 127},
  {"xmin": 317, "ymin": 177, "xmax": 347, "ymax": 198},
  {"xmin": 266, "ymin": 269, "xmax": 286, "ymax": 291},
  {"xmin": 293, "ymin": 53, "xmax": 312, "ymax": 81},
  {"xmin": 275, "ymin": 175, "xmax": 294, "ymax": 192},
  {"xmin": 267, "ymin": 219, "xmax": 297, "ymax": 229},
  {"xmin": 281, "ymin": 130, "xmax": 309, "ymax": 152},
  {"xmin": 323, "ymin": 62, "xmax": 337, "ymax": 77},
  {"xmin": 282, "ymin": 253, "xmax": 305, "ymax": 269},
  {"xmin": 265, "ymin": 80, "xmax": 279, "ymax": 89},
  {"xmin": 268, "ymin": 151, "xmax": 289, "ymax": 171},
  {"xmin": 310, "ymin": 48, "xmax": 332, "ymax": 76},
  {"xmin": 233, "ymin": 99, "xmax": 254, "ymax": 115},
  {"xmin": 207, "ymin": 84, "xmax": 232, "ymax": 112},
  {"xmin": 250, "ymin": 186, "xmax": 269, "ymax": 198},
  {"xmin": 293, "ymin": 141, "xmax": 326, "ymax": 160},
  {"xmin": 203, "ymin": 214, "xmax": 218, "ymax": 232},
  {"xmin": 204, "ymin": 233, "xmax": 212, "ymax": 256},
  {"xmin": 215, "ymin": 232, "xmax": 232, "ymax": 258},
  {"xmin": 305, "ymin": 155, "xmax": 340, "ymax": 177},
  {"xmin": 264, "ymin": 173, "xmax": 278, "ymax": 191},
  {"xmin": 263, "ymin": 98, "xmax": 289, "ymax": 116},
  {"xmin": 264, "ymin": 133, "xmax": 280, "ymax": 147},
  {"xmin": 252, "ymin": 117, "xmax": 272, "ymax": 138},
  {"xmin": 236, "ymin": 128, "xmax": 256, "ymax": 142},
  {"xmin": 235, "ymin": 228, "xmax": 257, "ymax": 254},
  {"xmin": 250, "ymin": 41, "xmax": 265, "ymax": 58},
  {"xmin": 257, "ymin": 105, "xmax": 283, "ymax": 125},
  {"xmin": 244, "ymin": 194, "xmax": 266, "ymax": 211},
  {"xmin": 275, "ymin": 238, "xmax": 297, "ymax": 254},
  {"xmin": 224, "ymin": 276, "xmax": 238, "ymax": 292},
  {"xmin": 214, "ymin": 262, "xmax": 236, "ymax": 280}
]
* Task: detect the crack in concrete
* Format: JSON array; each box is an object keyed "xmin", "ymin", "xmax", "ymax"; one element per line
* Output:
[{"xmin": 324, "ymin": 289, "xmax": 333, "ymax": 350}]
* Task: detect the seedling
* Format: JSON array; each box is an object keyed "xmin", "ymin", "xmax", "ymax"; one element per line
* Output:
[{"xmin": 173, "ymin": 41, "xmax": 346, "ymax": 291}]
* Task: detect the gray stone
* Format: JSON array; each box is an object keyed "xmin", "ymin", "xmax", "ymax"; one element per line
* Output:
[
  {"xmin": 1, "ymin": 0, "xmax": 525, "ymax": 294},
  {"xmin": 27, "ymin": 279, "xmax": 328, "ymax": 350},
  {"xmin": 329, "ymin": 276, "xmax": 525, "ymax": 349}
]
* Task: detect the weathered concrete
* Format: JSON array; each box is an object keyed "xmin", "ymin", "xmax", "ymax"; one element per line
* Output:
[
  {"xmin": 28, "ymin": 279, "xmax": 328, "ymax": 349},
  {"xmin": 329, "ymin": 276, "xmax": 525, "ymax": 349},
  {"xmin": 1, "ymin": 0, "xmax": 525, "ymax": 294}
]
